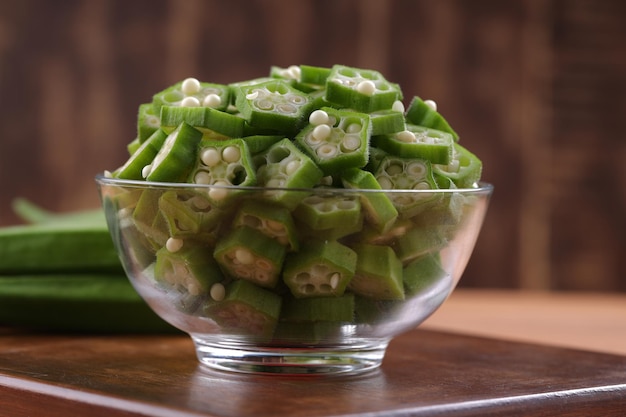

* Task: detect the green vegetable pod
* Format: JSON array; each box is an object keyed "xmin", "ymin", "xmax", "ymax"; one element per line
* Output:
[
  {"xmin": 204, "ymin": 279, "xmax": 282, "ymax": 337},
  {"xmin": 152, "ymin": 78, "xmax": 231, "ymax": 115},
  {"xmin": 372, "ymin": 124, "xmax": 454, "ymax": 165},
  {"xmin": 374, "ymin": 155, "xmax": 442, "ymax": 219},
  {"xmin": 213, "ymin": 226, "xmax": 286, "ymax": 289},
  {"xmin": 282, "ymin": 239, "xmax": 356, "ymax": 298},
  {"xmin": 114, "ymin": 129, "xmax": 168, "ymax": 180},
  {"xmin": 132, "ymin": 189, "xmax": 170, "ymax": 249},
  {"xmin": 403, "ymin": 252, "xmax": 447, "ymax": 296},
  {"xmin": 395, "ymin": 226, "xmax": 447, "ymax": 265},
  {"xmin": 137, "ymin": 103, "xmax": 161, "ymax": 143},
  {"xmin": 299, "ymin": 64, "xmax": 332, "ymax": 86},
  {"xmin": 232, "ymin": 200, "xmax": 299, "ymax": 251},
  {"xmin": 324, "ymin": 64, "xmax": 402, "ymax": 113},
  {"xmin": 234, "ymin": 79, "xmax": 314, "ymax": 134},
  {"xmin": 293, "ymin": 192, "xmax": 361, "ymax": 231},
  {"xmin": 157, "ymin": 190, "xmax": 224, "ymax": 243},
  {"xmin": 349, "ymin": 244, "xmax": 404, "ymax": 300},
  {"xmin": 295, "ymin": 107, "xmax": 371, "ymax": 175},
  {"xmin": 404, "ymin": 96, "xmax": 459, "ymax": 141},
  {"xmin": 280, "ymin": 293, "xmax": 355, "ymax": 322},
  {"xmin": 144, "ymin": 122, "xmax": 203, "ymax": 183},
  {"xmin": 159, "ymin": 105, "xmax": 245, "ymax": 139},
  {"xmin": 369, "ymin": 109, "xmax": 406, "ymax": 136},
  {"xmin": 433, "ymin": 143, "xmax": 483, "ymax": 188}
]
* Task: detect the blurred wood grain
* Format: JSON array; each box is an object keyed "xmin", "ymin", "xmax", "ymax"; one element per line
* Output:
[{"xmin": 0, "ymin": 0, "xmax": 624, "ymax": 291}]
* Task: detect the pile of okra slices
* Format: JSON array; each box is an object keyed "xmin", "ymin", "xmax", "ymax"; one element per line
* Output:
[{"xmin": 109, "ymin": 64, "xmax": 483, "ymax": 338}]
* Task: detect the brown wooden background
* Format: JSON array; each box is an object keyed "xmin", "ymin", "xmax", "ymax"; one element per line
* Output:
[{"xmin": 1, "ymin": 0, "xmax": 624, "ymax": 291}]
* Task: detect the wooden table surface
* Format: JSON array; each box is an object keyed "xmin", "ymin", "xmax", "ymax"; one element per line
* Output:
[{"xmin": 1, "ymin": 289, "xmax": 625, "ymax": 417}]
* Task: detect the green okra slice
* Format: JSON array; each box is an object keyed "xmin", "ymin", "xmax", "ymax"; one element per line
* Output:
[
  {"xmin": 369, "ymin": 109, "xmax": 406, "ymax": 136},
  {"xmin": 372, "ymin": 124, "xmax": 454, "ymax": 165},
  {"xmin": 137, "ymin": 103, "xmax": 161, "ymax": 143},
  {"xmin": 204, "ymin": 279, "xmax": 282, "ymax": 337},
  {"xmin": 433, "ymin": 142, "xmax": 483, "ymax": 188},
  {"xmin": 299, "ymin": 64, "xmax": 332, "ymax": 86},
  {"xmin": 213, "ymin": 226, "xmax": 286, "ymax": 289},
  {"xmin": 189, "ymin": 138, "xmax": 257, "ymax": 204},
  {"xmin": 295, "ymin": 107, "xmax": 371, "ymax": 175},
  {"xmin": 296, "ymin": 212, "xmax": 363, "ymax": 241},
  {"xmin": 232, "ymin": 200, "xmax": 298, "ymax": 251},
  {"xmin": 374, "ymin": 155, "xmax": 442, "ymax": 219},
  {"xmin": 293, "ymin": 192, "xmax": 361, "ymax": 231},
  {"xmin": 126, "ymin": 138, "xmax": 141, "ymax": 156},
  {"xmin": 403, "ymin": 252, "xmax": 447, "ymax": 295},
  {"xmin": 158, "ymin": 190, "xmax": 224, "ymax": 243},
  {"xmin": 154, "ymin": 243, "xmax": 224, "ymax": 297},
  {"xmin": 324, "ymin": 64, "xmax": 402, "ymax": 113},
  {"xmin": 152, "ymin": 78, "xmax": 231, "ymax": 115},
  {"xmin": 365, "ymin": 146, "xmax": 389, "ymax": 173},
  {"xmin": 144, "ymin": 122, "xmax": 202, "ymax": 183},
  {"xmin": 349, "ymin": 244, "xmax": 404, "ymax": 300},
  {"xmin": 280, "ymin": 293, "xmax": 355, "ymax": 322},
  {"xmin": 255, "ymin": 138, "xmax": 324, "ymax": 209},
  {"xmin": 234, "ymin": 79, "xmax": 314, "ymax": 134},
  {"xmin": 404, "ymin": 96, "xmax": 459, "ymax": 141},
  {"xmin": 240, "ymin": 134, "xmax": 284, "ymax": 155},
  {"xmin": 132, "ymin": 189, "xmax": 169, "ymax": 248},
  {"xmin": 395, "ymin": 226, "xmax": 447, "ymax": 264},
  {"xmin": 282, "ymin": 239, "xmax": 356, "ymax": 298},
  {"xmin": 340, "ymin": 168, "xmax": 398, "ymax": 233},
  {"xmin": 348, "ymin": 218, "xmax": 413, "ymax": 247},
  {"xmin": 159, "ymin": 105, "xmax": 245, "ymax": 139},
  {"xmin": 114, "ymin": 129, "xmax": 168, "ymax": 180}
]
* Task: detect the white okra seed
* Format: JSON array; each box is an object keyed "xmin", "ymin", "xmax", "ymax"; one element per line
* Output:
[
  {"xmin": 396, "ymin": 130, "xmax": 416, "ymax": 143},
  {"xmin": 285, "ymin": 159, "xmax": 301, "ymax": 176},
  {"xmin": 166, "ymin": 237, "xmax": 184, "ymax": 253},
  {"xmin": 312, "ymin": 124, "xmax": 331, "ymax": 141},
  {"xmin": 345, "ymin": 123, "xmax": 362, "ymax": 134},
  {"xmin": 141, "ymin": 164, "xmax": 152, "ymax": 178},
  {"xmin": 181, "ymin": 96, "xmax": 200, "ymax": 107},
  {"xmin": 181, "ymin": 78, "xmax": 201, "ymax": 95},
  {"xmin": 235, "ymin": 248, "xmax": 254, "ymax": 265},
  {"xmin": 210, "ymin": 283, "xmax": 226, "ymax": 301},
  {"xmin": 356, "ymin": 80, "xmax": 376, "ymax": 96},
  {"xmin": 309, "ymin": 109, "xmax": 330, "ymax": 125},
  {"xmin": 209, "ymin": 181, "xmax": 230, "ymax": 200},
  {"xmin": 201, "ymin": 148, "xmax": 221, "ymax": 167},
  {"xmin": 424, "ymin": 99, "xmax": 437, "ymax": 111},
  {"xmin": 194, "ymin": 171, "xmax": 212, "ymax": 185},
  {"xmin": 203, "ymin": 94, "xmax": 221, "ymax": 108},
  {"xmin": 222, "ymin": 146, "xmax": 241, "ymax": 163},
  {"xmin": 392, "ymin": 100, "xmax": 405, "ymax": 113}
]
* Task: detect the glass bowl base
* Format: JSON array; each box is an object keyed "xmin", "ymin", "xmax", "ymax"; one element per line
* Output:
[{"xmin": 191, "ymin": 335, "xmax": 389, "ymax": 376}]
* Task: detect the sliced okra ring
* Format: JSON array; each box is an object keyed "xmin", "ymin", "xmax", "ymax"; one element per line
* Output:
[
  {"xmin": 299, "ymin": 64, "xmax": 332, "ymax": 86},
  {"xmin": 204, "ymin": 279, "xmax": 282, "ymax": 337},
  {"xmin": 403, "ymin": 252, "xmax": 447, "ymax": 295},
  {"xmin": 114, "ymin": 129, "xmax": 168, "ymax": 180},
  {"xmin": 255, "ymin": 138, "xmax": 323, "ymax": 209},
  {"xmin": 159, "ymin": 105, "xmax": 245, "ymax": 139},
  {"xmin": 190, "ymin": 138, "xmax": 257, "ymax": 204},
  {"xmin": 395, "ymin": 226, "xmax": 447, "ymax": 265},
  {"xmin": 152, "ymin": 78, "xmax": 231, "ymax": 115},
  {"xmin": 404, "ymin": 96, "xmax": 459, "ymax": 141},
  {"xmin": 348, "ymin": 218, "xmax": 413, "ymax": 247},
  {"xmin": 132, "ymin": 189, "xmax": 170, "ymax": 249},
  {"xmin": 372, "ymin": 124, "xmax": 454, "ymax": 165},
  {"xmin": 295, "ymin": 107, "xmax": 371, "ymax": 175},
  {"xmin": 144, "ymin": 122, "xmax": 202, "ymax": 183},
  {"xmin": 213, "ymin": 226, "xmax": 286, "ymax": 289},
  {"xmin": 433, "ymin": 143, "xmax": 483, "ymax": 188},
  {"xmin": 137, "ymin": 103, "xmax": 161, "ymax": 143},
  {"xmin": 369, "ymin": 109, "xmax": 406, "ymax": 136},
  {"xmin": 349, "ymin": 244, "xmax": 404, "ymax": 300},
  {"xmin": 234, "ymin": 79, "xmax": 314, "ymax": 134},
  {"xmin": 232, "ymin": 199, "xmax": 299, "ymax": 251},
  {"xmin": 324, "ymin": 64, "xmax": 402, "ymax": 113},
  {"xmin": 282, "ymin": 239, "xmax": 357, "ymax": 298},
  {"xmin": 240, "ymin": 134, "xmax": 284, "ymax": 155},
  {"xmin": 293, "ymin": 192, "xmax": 361, "ymax": 231},
  {"xmin": 340, "ymin": 168, "xmax": 398, "ymax": 233},
  {"xmin": 154, "ymin": 243, "xmax": 224, "ymax": 299},
  {"xmin": 365, "ymin": 145, "xmax": 389, "ymax": 173},
  {"xmin": 280, "ymin": 293, "xmax": 355, "ymax": 322},
  {"xmin": 374, "ymin": 155, "xmax": 442, "ymax": 219},
  {"xmin": 296, "ymin": 211, "xmax": 363, "ymax": 241},
  {"xmin": 158, "ymin": 190, "xmax": 224, "ymax": 243}
]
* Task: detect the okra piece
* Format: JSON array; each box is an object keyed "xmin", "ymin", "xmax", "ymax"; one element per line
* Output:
[
  {"xmin": 152, "ymin": 78, "xmax": 231, "ymax": 115},
  {"xmin": 349, "ymin": 244, "xmax": 404, "ymax": 300},
  {"xmin": 204, "ymin": 279, "xmax": 282, "ymax": 337},
  {"xmin": 240, "ymin": 134, "xmax": 284, "ymax": 155},
  {"xmin": 396, "ymin": 226, "xmax": 447, "ymax": 264},
  {"xmin": 374, "ymin": 155, "xmax": 442, "ymax": 219},
  {"xmin": 350, "ymin": 218, "xmax": 413, "ymax": 246},
  {"xmin": 280, "ymin": 293, "xmax": 355, "ymax": 322},
  {"xmin": 372, "ymin": 124, "xmax": 454, "ymax": 165},
  {"xmin": 213, "ymin": 226, "xmax": 286, "ymax": 289},
  {"xmin": 190, "ymin": 138, "xmax": 257, "ymax": 203},
  {"xmin": 404, "ymin": 96, "xmax": 459, "ymax": 141},
  {"xmin": 255, "ymin": 138, "xmax": 323, "ymax": 209},
  {"xmin": 144, "ymin": 122, "xmax": 202, "ymax": 183},
  {"xmin": 232, "ymin": 200, "xmax": 299, "ymax": 251},
  {"xmin": 340, "ymin": 168, "xmax": 398, "ymax": 233},
  {"xmin": 433, "ymin": 142, "xmax": 483, "ymax": 188},
  {"xmin": 296, "ymin": 211, "xmax": 363, "ymax": 241},
  {"xmin": 324, "ymin": 64, "xmax": 402, "ymax": 113},
  {"xmin": 282, "ymin": 239, "xmax": 356, "ymax": 298},
  {"xmin": 403, "ymin": 252, "xmax": 447, "ymax": 295},
  {"xmin": 114, "ymin": 129, "xmax": 168, "ymax": 180},
  {"xmin": 158, "ymin": 190, "xmax": 223, "ymax": 243},
  {"xmin": 369, "ymin": 109, "xmax": 406, "ymax": 136},
  {"xmin": 299, "ymin": 64, "xmax": 332, "ymax": 86},
  {"xmin": 126, "ymin": 138, "xmax": 141, "ymax": 155},
  {"xmin": 154, "ymin": 243, "xmax": 223, "ymax": 297},
  {"xmin": 293, "ymin": 192, "xmax": 361, "ymax": 231},
  {"xmin": 159, "ymin": 105, "xmax": 245, "ymax": 139},
  {"xmin": 234, "ymin": 79, "xmax": 314, "ymax": 134},
  {"xmin": 132, "ymin": 189, "xmax": 169, "ymax": 248},
  {"xmin": 295, "ymin": 107, "xmax": 371, "ymax": 175},
  {"xmin": 137, "ymin": 103, "xmax": 161, "ymax": 143}
]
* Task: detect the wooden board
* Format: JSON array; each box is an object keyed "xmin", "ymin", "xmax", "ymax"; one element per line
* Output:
[{"xmin": 1, "ymin": 328, "xmax": 625, "ymax": 416}]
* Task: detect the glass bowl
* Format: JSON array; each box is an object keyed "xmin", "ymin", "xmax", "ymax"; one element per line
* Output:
[{"xmin": 96, "ymin": 175, "xmax": 492, "ymax": 376}]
